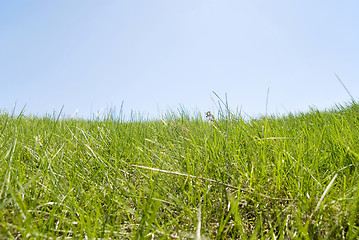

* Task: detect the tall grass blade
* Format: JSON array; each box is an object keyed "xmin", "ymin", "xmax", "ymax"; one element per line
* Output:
[
  {"xmin": 334, "ymin": 73, "xmax": 355, "ymax": 101},
  {"xmin": 266, "ymin": 80, "xmax": 271, "ymax": 117},
  {"xmin": 314, "ymin": 173, "xmax": 338, "ymax": 213},
  {"xmin": 196, "ymin": 200, "xmax": 202, "ymax": 240}
]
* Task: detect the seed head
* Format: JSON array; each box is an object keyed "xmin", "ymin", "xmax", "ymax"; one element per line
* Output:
[{"xmin": 205, "ymin": 111, "xmax": 214, "ymax": 122}]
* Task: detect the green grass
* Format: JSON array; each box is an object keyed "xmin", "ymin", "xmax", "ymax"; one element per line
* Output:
[{"xmin": 1, "ymin": 101, "xmax": 359, "ymax": 239}]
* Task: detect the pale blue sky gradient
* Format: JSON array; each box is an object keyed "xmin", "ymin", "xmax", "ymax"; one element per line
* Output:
[{"xmin": 1, "ymin": 1, "xmax": 359, "ymax": 119}]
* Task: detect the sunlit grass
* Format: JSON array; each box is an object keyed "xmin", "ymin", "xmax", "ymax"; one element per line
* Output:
[{"xmin": 0, "ymin": 101, "xmax": 359, "ymax": 239}]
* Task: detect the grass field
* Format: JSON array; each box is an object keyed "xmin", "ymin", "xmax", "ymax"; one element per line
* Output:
[{"xmin": 1, "ymin": 100, "xmax": 359, "ymax": 239}]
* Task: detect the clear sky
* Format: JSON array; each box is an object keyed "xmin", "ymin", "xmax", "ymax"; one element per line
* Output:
[{"xmin": 1, "ymin": 1, "xmax": 359, "ymax": 119}]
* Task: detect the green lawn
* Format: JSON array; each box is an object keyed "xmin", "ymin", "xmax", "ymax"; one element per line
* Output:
[{"xmin": 1, "ymin": 102, "xmax": 358, "ymax": 239}]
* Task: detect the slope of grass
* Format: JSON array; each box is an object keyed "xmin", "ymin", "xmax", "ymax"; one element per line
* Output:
[{"xmin": 0, "ymin": 102, "xmax": 359, "ymax": 239}]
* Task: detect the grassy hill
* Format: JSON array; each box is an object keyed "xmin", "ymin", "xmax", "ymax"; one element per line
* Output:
[{"xmin": 1, "ymin": 102, "xmax": 358, "ymax": 239}]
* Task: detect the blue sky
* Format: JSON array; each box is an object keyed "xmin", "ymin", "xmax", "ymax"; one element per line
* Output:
[{"xmin": 1, "ymin": 1, "xmax": 359, "ymax": 119}]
